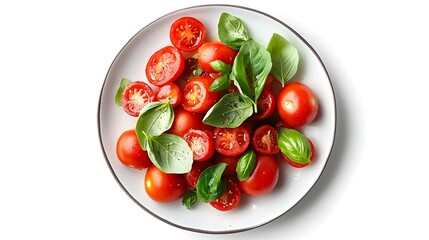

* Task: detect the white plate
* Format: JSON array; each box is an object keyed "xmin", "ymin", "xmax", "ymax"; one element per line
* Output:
[{"xmin": 98, "ymin": 4, "xmax": 336, "ymax": 233}]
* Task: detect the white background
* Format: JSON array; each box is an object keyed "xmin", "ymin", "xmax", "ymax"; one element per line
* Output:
[{"xmin": 1, "ymin": 0, "xmax": 428, "ymax": 239}]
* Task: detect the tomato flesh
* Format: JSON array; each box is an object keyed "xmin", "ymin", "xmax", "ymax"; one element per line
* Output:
[
  {"xmin": 252, "ymin": 125, "xmax": 279, "ymax": 155},
  {"xmin": 121, "ymin": 81, "xmax": 154, "ymax": 117},
  {"xmin": 183, "ymin": 129, "xmax": 214, "ymax": 161},
  {"xmin": 146, "ymin": 46, "xmax": 185, "ymax": 86},
  {"xmin": 182, "ymin": 76, "xmax": 220, "ymax": 113},
  {"xmin": 214, "ymin": 126, "xmax": 250, "ymax": 157},
  {"xmin": 144, "ymin": 165, "xmax": 187, "ymax": 203},
  {"xmin": 210, "ymin": 179, "xmax": 241, "ymax": 211},
  {"xmin": 254, "ymin": 88, "xmax": 276, "ymax": 121},
  {"xmin": 155, "ymin": 82, "xmax": 182, "ymax": 108},
  {"xmin": 170, "ymin": 17, "xmax": 206, "ymax": 52}
]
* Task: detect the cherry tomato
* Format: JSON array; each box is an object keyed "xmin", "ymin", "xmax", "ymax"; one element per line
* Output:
[
  {"xmin": 253, "ymin": 88, "xmax": 276, "ymax": 121},
  {"xmin": 239, "ymin": 154, "xmax": 279, "ymax": 196},
  {"xmin": 277, "ymin": 82, "xmax": 318, "ymax": 128},
  {"xmin": 145, "ymin": 46, "xmax": 185, "ymax": 86},
  {"xmin": 198, "ymin": 41, "xmax": 238, "ymax": 73},
  {"xmin": 252, "ymin": 125, "xmax": 279, "ymax": 155},
  {"xmin": 168, "ymin": 107, "xmax": 203, "ymax": 137},
  {"xmin": 214, "ymin": 154, "xmax": 239, "ymax": 177},
  {"xmin": 155, "ymin": 82, "xmax": 183, "ymax": 108},
  {"xmin": 282, "ymin": 138, "xmax": 315, "ymax": 168},
  {"xmin": 210, "ymin": 179, "xmax": 241, "ymax": 211},
  {"xmin": 144, "ymin": 165, "xmax": 187, "ymax": 203},
  {"xmin": 183, "ymin": 129, "xmax": 214, "ymax": 161},
  {"xmin": 214, "ymin": 126, "xmax": 250, "ymax": 157},
  {"xmin": 182, "ymin": 76, "xmax": 220, "ymax": 113},
  {"xmin": 170, "ymin": 17, "xmax": 206, "ymax": 52},
  {"xmin": 121, "ymin": 81, "xmax": 154, "ymax": 117},
  {"xmin": 184, "ymin": 161, "xmax": 213, "ymax": 189},
  {"xmin": 116, "ymin": 129, "xmax": 152, "ymax": 169}
]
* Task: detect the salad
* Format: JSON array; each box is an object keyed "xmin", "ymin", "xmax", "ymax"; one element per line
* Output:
[{"xmin": 114, "ymin": 13, "xmax": 319, "ymax": 211}]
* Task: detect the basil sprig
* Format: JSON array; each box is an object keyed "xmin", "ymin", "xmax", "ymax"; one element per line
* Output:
[
  {"xmin": 267, "ymin": 33, "xmax": 299, "ymax": 86},
  {"xmin": 278, "ymin": 128, "xmax": 312, "ymax": 165},
  {"xmin": 236, "ymin": 150, "xmax": 256, "ymax": 181},
  {"xmin": 135, "ymin": 101, "xmax": 193, "ymax": 174},
  {"xmin": 218, "ymin": 12, "xmax": 249, "ymax": 49},
  {"xmin": 114, "ymin": 78, "xmax": 131, "ymax": 106},
  {"xmin": 209, "ymin": 60, "xmax": 232, "ymax": 92}
]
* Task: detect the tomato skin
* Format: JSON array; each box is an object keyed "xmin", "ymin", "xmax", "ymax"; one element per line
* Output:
[
  {"xmin": 282, "ymin": 138, "xmax": 315, "ymax": 168},
  {"xmin": 168, "ymin": 107, "xmax": 203, "ymax": 137},
  {"xmin": 253, "ymin": 88, "xmax": 276, "ymax": 121},
  {"xmin": 182, "ymin": 76, "xmax": 221, "ymax": 113},
  {"xmin": 145, "ymin": 46, "xmax": 185, "ymax": 86},
  {"xmin": 277, "ymin": 82, "xmax": 318, "ymax": 128},
  {"xmin": 121, "ymin": 81, "xmax": 154, "ymax": 117},
  {"xmin": 198, "ymin": 41, "xmax": 238, "ymax": 73},
  {"xmin": 144, "ymin": 165, "xmax": 187, "ymax": 203},
  {"xmin": 252, "ymin": 124, "xmax": 279, "ymax": 155},
  {"xmin": 213, "ymin": 126, "xmax": 250, "ymax": 157},
  {"xmin": 116, "ymin": 129, "xmax": 152, "ymax": 169},
  {"xmin": 184, "ymin": 161, "xmax": 213, "ymax": 189},
  {"xmin": 170, "ymin": 17, "xmax": 206, "ymax": 52},
  {"xmin": 155, "ymin": 82, "xmax": 183, "ymax": 108},
  {"xmin": 183, "ymin": 129, "xmax": 214, "ymax": 161},
  {"xmin": 214, "ymin": 154, "xmax": 240, "ymax": 177},
  {"xmin": 210, "ymin": 179, "xmax": 241, "ymax": 211},
  {"xmin": 239, "ymin": 154, "xmax": 279, "ymax": 196}
]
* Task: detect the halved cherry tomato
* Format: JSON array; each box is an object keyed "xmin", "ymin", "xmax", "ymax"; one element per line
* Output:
[
  {"xmin": 214, "ymin": 126, "xmax": 250, "ymax": 157},
  {"xmin": 253, "ymin": 88, "xmax": 276, "ymax": 121},
  {"xmin": 277, "ymin": 82, "xmax": 318, "ymax": 128},
  {"xmin": 214, "ymin": 154, "xmax": 239, "ymax": 177},
  {"xmin": 155, "ymin": 82, "xmax": 182, "ymax": 108},
  {"xmin": 144, "ymin": 165, "xmax": 187, "ymax": 203},
  {"xmin": 170, "ymin": 17, "xmax": 206, "ymax": 52},
  {"xmin": 198, "ymin": 41, "xmax": 238, "ymax": 73},
  {"xmin": 145, "ymin": 46, "xmax": 185, "ymax": 86},
  {"xmin": 184, "ymin": 160, "xmax": 213, "ymax": 189},
  {"xmin": 168, "ymin": 107, "xmax": 203, "ymax": 137},
  {"xmin": 183, "ymin": 129, "xmax": 214, "ymax": 161},
  {"xmin": 210, "ymin": 179, "xmax": 241, "ymax": 211},
  {"xmin": 116, "ymin": 129, "xmax": 152, "ymax": 169},
  {"xmin": 182, "ymin": 76, "xmax": 220, "ymax": 113},
  {"xmin": 239, "ymin": 154, "xmax": 279, "ymax": 196},
  {"xmin": 282, "ymin": 138, "xmax": 315, "ymax": 168},
  {"xmin": 252, "ymin": 124, "xmax": 279, "ymax": 155},
  {"xmin": 121, "ymin": 81, "xmax": 154, "ymax": 117}
]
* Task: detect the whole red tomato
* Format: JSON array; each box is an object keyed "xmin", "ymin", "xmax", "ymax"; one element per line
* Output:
[
  {"xmin": 144, "ymin": 165, "xmax": 187, "ymax": 203},
  {"xmin": 198, "ymin": 41, "xmax": 238, "ymax": 73},
  {"xmin": 168, "ymin": 107, "xmax": 203, "ymax": 137},
  {"xmin": 277, "ymin": 82, "xmax": 318, "ymax": 128},
  {"xmin": 116, "ymin": 129, "xmax": 152, "ymax": 169},
  {"xmin": 239, "ymin": 154, "xmax": 279, "ymax": 196}
]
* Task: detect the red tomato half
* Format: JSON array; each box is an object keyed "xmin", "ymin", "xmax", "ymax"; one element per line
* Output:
[
  {"xmin": 183, "ymin": 129, "xmax": 214, "ymax": 161},
  {"xmin": 144, "ymin": 165, "xmax": 187, "ymax": 203},
  {"xmin": 198, "ymin": 41, "xmax": 238, "ymax": 73},
  {"xmin": 145, "ymin": 46, "xmax": 185, "ymax": 86},
  {"xmin": 239, "ymin": 154, "xmax": 279, "ymax": 196},
  {"xmin": 170, "ymin": 17, "xmax": 206, "ymax": 52},
  {"xmin": 282, "ymin": 138, "xmax": 315, "ymax": 168},
  {"xmin": 252, "ymin": 125, "xmax": 279, "ymax": 155},
  {"xmin": 121, "ymin": 81, "xmax": 154, "ymax": 117},
  {"xmin": 277, "ymin": 82, "xmax": 318, "ymax": 128},
  {"xmin": 116, "ymin": 129, "xmax": 152, "ymax": 169},
  {"xmin": 210, "ymin": 179, "xmax": 241, "ymax": 211},
  {"xmin": 184, "ymin": 161, "xmax": 213, "ymax": 189},
  {"xmin": 182, "ymin": 76, "xmax": 220, "ymax": 113},
  {"xmin": 214, "ymin": 126, "xmax": 250, "ymax": 157},
  {"xmin": 155, "ymin": 82, "xmax": 183, "ymax": 108},
  {"xmin": 254, "ymin": 88, "xmax": 276, "ymax": 121},
  {"xmin": 168, "ymin": 107, "xmax": 203, "ymax": 137}
]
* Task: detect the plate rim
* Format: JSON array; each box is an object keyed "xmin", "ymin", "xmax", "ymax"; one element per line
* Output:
[{"xmin": 97, "ymin": 3, "xmax": 337, "ymax": 234}]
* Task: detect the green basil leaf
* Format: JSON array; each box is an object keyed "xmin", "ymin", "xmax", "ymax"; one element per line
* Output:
[
  {"xmin": 218, "ymin": 12, "xmax": 249, "ymax": 49},
  {"xmin": 182, "ymin": 190, "xmax": 197, "ymax": 210},
  {"xmin": 236, "ymin": 150, "xmax": 256, "ymax": 181},
  {"xmin": 209, "ymin": 75, "xmax": 231, "ymax": 92},
  {"xmin": 135, "ymin": 101, "xmax": 174, "ymax": 150},
  {"xmin": 209, "ymin": 60, "xmax": 231, "ymax": 75},
  {"xmin": 196, "ymin": 163, "xmax": 227, "ymax": 203},
  {"xmin": 278, "ymin": 128, "xmax": 312, "ymax": 164},
  {"xmin": 114, "ymin": 78, "xmax": 132, "ymax": 106},
  {"xmin": 267, "ymin": 33, "xmax": 299, "ymax": 87},
  {"xmin": 146, "ymin": 133, "xmax": 193, "ymax": 174},
  {"xmin": 230, "ymin": 39, "xmax": 272, "ymax": 111},
  {"xmin": 203, "ymin": 93, "xmax": 253, "ymax": 128}
]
